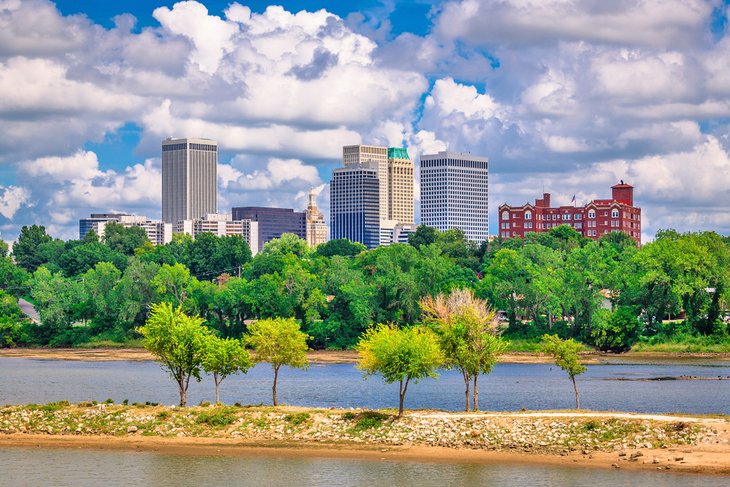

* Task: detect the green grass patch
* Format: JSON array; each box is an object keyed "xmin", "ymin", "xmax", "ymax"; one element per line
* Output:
[
  {"xmin": 284, "ymin": 412, "xmax": 310, "ymax": 426},
  {"xmin": 27, "ymin": 400, "xmax": 70, "ymax": 412},
  {"xmin": 349, "ymin": 411, "xmax": 388, "ymax": 432},
  {"xmin": 196, "ymin": 407, "xmax": 237, "ymax": 427}
]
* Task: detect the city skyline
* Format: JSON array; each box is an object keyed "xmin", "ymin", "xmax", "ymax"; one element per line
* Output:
[{"xmin": 2, "ymin": 1, "xmax": 730, "ymax": 242}]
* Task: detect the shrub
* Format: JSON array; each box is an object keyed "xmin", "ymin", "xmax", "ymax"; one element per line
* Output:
[
  {"xmin": 196, "ymin": 408, "xmax": 237, "ymax": 427},
  {"xmin": 284, "ymin": 412, "xmax": 310, "ymax": 426}
]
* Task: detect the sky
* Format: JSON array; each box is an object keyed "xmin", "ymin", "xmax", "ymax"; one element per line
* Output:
[{"xmin": 1, "ymin": 0, "xmax": 730, "ymax": 243}]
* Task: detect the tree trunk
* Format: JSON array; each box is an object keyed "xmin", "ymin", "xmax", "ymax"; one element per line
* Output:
[
  {"xmin": 177, "ymin": 377, "xmax": 187, "ymax": 407},
  {"xmin": 462, "ymin": 371, "xmax": 470, "ymax": 412},
  {"xmin": 473, "ymin": 374, "xmax": 479, "ymax": 411},
  {"xmin": 572, "ymin": 375, "xmax": 580, "ymax": 409},
  {"xmin": 214, "ymin": 373, "xmax": 220, "ymax": 404},
  {"xmin": 398, "ymin": 378, "xmax": 410, "ymax": 417},
  {"xmin": 272, "ymin": 364, "xmax": 279, "ymax": 406}
]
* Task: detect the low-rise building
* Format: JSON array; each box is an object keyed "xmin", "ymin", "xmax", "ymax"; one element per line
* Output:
[{"xmin": 176, "ymin": 213, "xmax": 259, "ymax": 255}]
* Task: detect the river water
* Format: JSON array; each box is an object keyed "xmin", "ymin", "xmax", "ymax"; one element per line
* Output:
[
  {"xmin": 0, "ymin": 358, "xmax": 728, "ymax": 413},
  {"xmin": 0, "ymin": 447, "xmax": 725, "ymax": 486}
]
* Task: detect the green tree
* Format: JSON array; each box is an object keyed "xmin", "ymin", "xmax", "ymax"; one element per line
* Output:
[
  {"xmin": 0, "ymin": 240, "xmax": 8, "ymax": 258},
  {"xmin": 0, "ymin": 290, "xmax": 24, "ymax": 347},
  {"xmin": 0, "ymin": 257, "xmax": 31, "ymax": 297},
  {"xmin": 137, "ymin": 303, "xmax": 211, "ymax": 406},
  {"xmin": 103, "ymin": 223, "xmax": 149, "ymax": 255},
  {"xmin": 540, "ymin": 334, "xmax": 587, "ymax": 408},
  {"xmin": 152, "ymin": 263, "xmax": 194, "ymax": 307},
  {"xmin": 314, "ymin": 238, "xmax": 366, "ymax": 258},
  {"xmin": 421, "ymin": 289, "xmax": 507, "ymax": 411},
  {"xmin": 12, "ymin": 225, "xmax": 54, "ymax": 272},
  {"xmin": 81, "ymin": 262, "xmax": 122, "ymax": 333},
  {"xmin": 357, "ymin": 324, "xmax": 443, "ymax": 416},
  {"xmin": 246, "ymin": 317, "xmax": 310, "ymax": 406},
  {"xmin": 408, "ymin": 225, "xmax": 438, "ymax": 249},
  {"xmin": 589, "ymin": 306, "xmax": 641, "ymax": 352},
  {"xmin": 261, "ymin": 233, "xmax": 309, "ymax": 258},
  {"xmin": 202, "ymin": 335, "xmax": 253, "ymax": 404}
]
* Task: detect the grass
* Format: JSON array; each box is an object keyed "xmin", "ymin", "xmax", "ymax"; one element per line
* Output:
[
  {"xmin": 284, "ymin": 412, "xmax": 311, "ymax": 426},
  {"xmin": 347, "ymin": 411, "xmax": 389, "ymax": 432},
  {"xmin": 196, "ymin": 407, "xmax": 237, "ymax": 427},
  {"xmin": 73, "ymin": 338, "xmax": 145, "ymax": 349}
]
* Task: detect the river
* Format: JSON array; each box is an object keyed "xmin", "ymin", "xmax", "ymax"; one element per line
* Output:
[{"xmin": 1, "ymin": 358, "xmax": 728, "ymax": 413}]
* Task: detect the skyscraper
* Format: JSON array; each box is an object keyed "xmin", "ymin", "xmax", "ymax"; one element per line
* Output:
[
  {"xmin": 330, "ymin": 162, "xmax": 380, "ymax": 249},
  {"xmin": 387, "ymin": 147, "xmax": 414, "ymax": 224},
  {"xmin": 230, "ymin": 207, "xmax": 306, "ymax": 250},
  {"xmin": 162, "ymin": 137, "xmax": 217, "ymax": 224},
  {"xmin": 420, "ymin": 151, "xmax": 489, "ymax": 243},
  {"xmin": 342, "ymin": 145, "xmax": 389, "ymax": 220},
  {"xmin": 305, "ymin": 189, "xmax": 328, "ymax": 247}
]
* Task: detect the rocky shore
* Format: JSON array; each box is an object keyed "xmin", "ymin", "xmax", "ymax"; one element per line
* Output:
[{"xmin": 1, "ymin": 403, "xmax": 728, "ymax": 474}]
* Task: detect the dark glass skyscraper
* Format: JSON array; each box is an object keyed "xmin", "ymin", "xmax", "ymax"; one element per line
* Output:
[{"xmin": 329, "ymin": 162, "xmax": 380, "ymax": 249}]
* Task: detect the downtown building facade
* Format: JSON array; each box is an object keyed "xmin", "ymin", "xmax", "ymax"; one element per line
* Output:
[
  {"xmin": 420, "ymin": 151, "xmax": 489, "ymax": 243},
  {"xmin": 231, "ymin": 206, "xmax": 306, "ymax": 251},
  {"xmin": 79, "ymin": 214, "xmax": 172, "ymax": 245},
  {"xmin": 162, "ymin": 137, "xmax": 217, "ymax": 224},
  {"xmin": 333, "ymin": 145, "xmax": 414, "ymax": 248},
  {"xmin": 176, "ymin": 213, "xmax": 259, "ymax": 255},
  {"xmin": 305, "ymin": 189, "xmax": 328, "ymax": 247},
  {"xmin": 497, "ymin": 182, "xmax": 641, "ymax": 245}
]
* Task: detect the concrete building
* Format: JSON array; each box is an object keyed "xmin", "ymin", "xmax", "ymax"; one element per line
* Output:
[
  {"xmin": 162, "ymin": 137, "xmax": 217, "ymax": 224},
  {"xmin": 231, "ymin": 207, "xmax": 306, "ymax": 251},
  {"xmin": 379, "ymin": 220, "xmax": 418, "ymax": 246},
  {"xmin": 330, "ymin": 162, "xmax": 380, "ymax": 249},
  {"xmin": 305, "ymin": 189, "xmax": 328, "ymax": 247},
  {"xmin": 498, "ymin": 182, "xmax": 642, "ymax": 245},
  {"xmin": 343, "ymin": 145, "xmax": 389, "ymax": 221},
  {"xmin": 387, "ymin": 147, "xmax": 414, "ymax": 225},
  {"xmin": 176, "ymin": 213, "xmax": 259, "ymax": 255},
  {"xmin": 80, "ymin": 214, "xmax": 172, "ymax": 245},
  {"xmin": 420, "ymin": 151, "xmax": 489, "ymax": 243}
]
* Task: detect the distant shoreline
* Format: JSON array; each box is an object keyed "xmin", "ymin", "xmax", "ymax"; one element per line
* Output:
[
  {"xmin": 0, "ymin": 406, "xmax": 728, "ymax": 475},
  {"xmin": 0, "ymin": 347, "xmax": 728, "ymax": 364}
]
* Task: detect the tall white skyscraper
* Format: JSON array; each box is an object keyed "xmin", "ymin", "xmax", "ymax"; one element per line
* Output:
[
  {"xmin": 162, "ymin": 137, "xmax": 217, "ymax": 224},
  {"xmin": 420, "ymin": 151, "xmax": 489, "ymax": 243}
]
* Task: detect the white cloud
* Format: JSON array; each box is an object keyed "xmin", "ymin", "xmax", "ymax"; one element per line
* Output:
[
  {"xmin": 0, "ymin": 185, "xmax": 30, "ymax": 219},
  {"xmin": 21, "ymin": 150, "xmax": 100, "ymax": 181}
]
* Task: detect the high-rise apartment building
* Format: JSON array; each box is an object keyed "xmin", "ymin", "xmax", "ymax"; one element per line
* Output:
[
  {"xmin": 498, "ymin": 182, "xmax": 641, "ymax": 245},
  {"xmin": 230, "ymin": 207, "xmax": 306, "ymax": 251},
  {"xmin": 305, "ymin": 189, "xmax": 328, "ymax": 247},
  {"xmin": 176, "ymin": 213, "xmax": 260, "ymax": 255},
  {"xmin": 343, "ymin": 145, "xmax": 389, "ymax": 220},
  {"xmin": 420, "ymin": 151, "xmax": 489, "ymax": 243},
  {"xmin": 330, "ymin": 162, "xmax": 380, "ymax": 249},
  {"xmin": 80, "ymin": 214, "xmax": 172, "ymax": 245},
  {"xmin": 387, "ymin": 148, "xmax": 414, "ymax": 224},
  {"xmin": 162, "ymin": 137, "xmax": 217, "ymax": 224}
]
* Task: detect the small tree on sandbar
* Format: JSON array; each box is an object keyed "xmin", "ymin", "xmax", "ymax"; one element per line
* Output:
[
  {"xmin": 202, "ymin": 335, "xmax": 252, "ymax": 404},
  {"xmin": 357, "ymin": 324, "xmax": 443, "ymax": 416},
  {"xmin": 247, "ymin": 317, "xmax": 309, "ymax": 406},
  {"xmin": 540, "ymin": 334, "xmax": 587, "ymax": 409},
  {"xmin": 421, "ymin": 289, "xmax": 508, "ymax": 411},
  {"xmin": 137, "ymin": 302, "xmax": 210, "ymax": 407}
]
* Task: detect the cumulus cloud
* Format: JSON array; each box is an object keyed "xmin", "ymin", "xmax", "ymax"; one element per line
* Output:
[{"xmin": 0, "ymin": 185, "xmax": 30, "ymax": 219}]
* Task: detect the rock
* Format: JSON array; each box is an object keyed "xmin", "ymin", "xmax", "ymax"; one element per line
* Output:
[
  {"xmin": 629, "ymin": 452, "xmax": 643, "ymax": 459},
  {"xmin": 127, "ymin": 426, "xmax": 138, "ymax": 433},
  {"xmin": 618, "ymin": 451, "xmax": 627, "ymax": 457}
]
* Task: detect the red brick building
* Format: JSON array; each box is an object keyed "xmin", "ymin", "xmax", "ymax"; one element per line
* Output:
[{"xmin": 497, "ymin": 182, "xmax": 641, "ymax": 245}]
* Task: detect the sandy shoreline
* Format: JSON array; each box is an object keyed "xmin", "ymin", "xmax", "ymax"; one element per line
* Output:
[
  {"xmin": 0, "ymin": 404, "xmax": 728, "ymax": 475},
  {"xmin": 1, "ymin": 348, "xmax": 728, "ymax": 364}
]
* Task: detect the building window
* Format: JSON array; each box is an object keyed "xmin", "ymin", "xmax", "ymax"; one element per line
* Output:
[
  {"xmin": 611, "ymin": 209, "xmax": 619, "ymax": 218},
  {"xmin": 502, "ymin": 211, "xmax": 509, "ymax": 220},
  {"xmin": 588, "ymin": 210, "xmax": 595, "ymax": 218},
  {"xmin": 525, "ymin": 211, "xmax": 532, "ymax": 220}
]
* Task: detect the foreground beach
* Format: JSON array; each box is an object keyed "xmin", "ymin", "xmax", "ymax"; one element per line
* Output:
[
  {"xmin": 1, "ymin": 348, "xmax": 728, "ymax": 364},
  {"xmin": 0, "ymin": 404, "xmax": 728, "ymax": 475}
]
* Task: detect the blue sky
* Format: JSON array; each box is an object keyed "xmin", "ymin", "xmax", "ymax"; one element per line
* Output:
[{"xmin": 1, "ymin": 0, "xmax": 730, "ymax": 242}]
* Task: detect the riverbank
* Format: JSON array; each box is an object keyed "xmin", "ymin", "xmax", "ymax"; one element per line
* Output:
[
  {"xmin": 0, "ymin": 404, "xmax": 728, "ymax": 475},
  {"xmin": 1, "ymin": 348, "xmax": 728, "ymax": 364}
]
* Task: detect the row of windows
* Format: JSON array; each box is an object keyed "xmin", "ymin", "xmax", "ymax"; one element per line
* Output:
[
  {"xmin": 503, "ymin": 209, "xmax": 640, "ymax": 221},
  {"xmin": 421, "ymin": 160, "xmax": 488, "ymax": 169}
]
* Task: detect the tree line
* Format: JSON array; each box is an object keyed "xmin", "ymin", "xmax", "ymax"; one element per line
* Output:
[{"xmin": 1, "ymin": 223, "xmax": 729, "ymax": 352}]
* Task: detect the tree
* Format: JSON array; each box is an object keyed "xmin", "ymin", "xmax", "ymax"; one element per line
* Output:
[
  {"xmin": 408, "ymin": 225, "xmax": 438, "ymax": 249},
  {"xmin": 152, "ymin": 263, "xmax": 193, "ymax": 307},
  {"xmin": 202, "ymin": 336, "xmax": 252, "ymax": 404},
  {"xmin": 421, "ymin": 289, "xmax": 507, "ymax": 411},
  {"xmin": 590, "ymin": 307, "xmax": 641, "ymax": 352},
  {"xmin": 12, "ymin": 225, "xmax": 54, "ymax": 272},
  {"xmin": 261, "ymin": 233, "xmax": 309, "ymax": 258},
  {"xmin": 246, "ymin": 317, "xmax": 310, "ymax": 406},
  {"xmin": 137, "ymin": 303, "xmax": 211, "ymax": 406},
  {"xmin": 314, "ymin": 238, "xmax": 366, "ymax": 258},
  {"xmin": 103, "ymin": 222, "xmax": 149, "ymax": 255},
  {"xmin": 357, "ymin": 324, "xmax": 443, "ymax": 416},
  {"xmin": 540, "ymin": 334, "xmax": 587, "ymax": 409},
  {"xmin": 0, "ymin": 240, "xmax": 8, "ymax": 258}
]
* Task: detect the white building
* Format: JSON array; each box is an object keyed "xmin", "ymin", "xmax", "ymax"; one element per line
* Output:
[
  {"xmin": 379, "ymin": 220, "xmax": 418, "ymax": 246},
  {"xmin": 162, "ymin": 137, "xmax": 217, "ymax": 224},
  {"xmin": 80, "ymin": 214, "xmax": 173, "ymax": 245},
  {"xmin": 420, "ymin": 151, "xmax": 489, "ymax": 243},
  {"xmin": 176, "ymin": 213, "xmax": 259, "ymax": 255}
]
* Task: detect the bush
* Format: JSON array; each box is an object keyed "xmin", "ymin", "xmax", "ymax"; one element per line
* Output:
[
  {"xmin": 196, "ymin": 408, "xmax": 237, "ymax": 427},
  {"xmin": 589, "ymin": 307, "xmax": 641, "ymax": 353},
  {"xmin": 284, "ymin": 412, "xmax": 310, "ymax": 425}
]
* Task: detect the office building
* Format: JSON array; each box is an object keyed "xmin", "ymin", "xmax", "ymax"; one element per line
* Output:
[
  {"xmin": 231, "ymin": 207, "xmax": 306, "ymax": 250},
  {"xmin": 498, "ymin": 182, "xmax": 641, "ymax": 245},
  {"xmin": 176, "ymin": 213, "xmax": 259, "ymax": 255},
  {"xmin": 330, "ymin": 162, "xmax": 380, "ymax": 249},
  {"xmin": 162, "ymin": 137, "xmax": 217, "ymax": 224},
  {"xmin": 420, "ymin": 151, "xmax": 489, "ymax": 243},
  {"xmin": 379, "ymin": 220, "xmax": 418, "ymax": 246},
  {"xmin": 305, "ymin": 189, "xmax": 328, "ymax": 247},
  {"xmin": 387, "ymin": 147, "xmax": 414, "ymax": 224},
  {"xmin": 80, "ymin": 214, "xmax": 172, "ymax": 245},
  {"xmin": 343, "ymin": 145, "xmax": 389, "ymax": 220}
]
